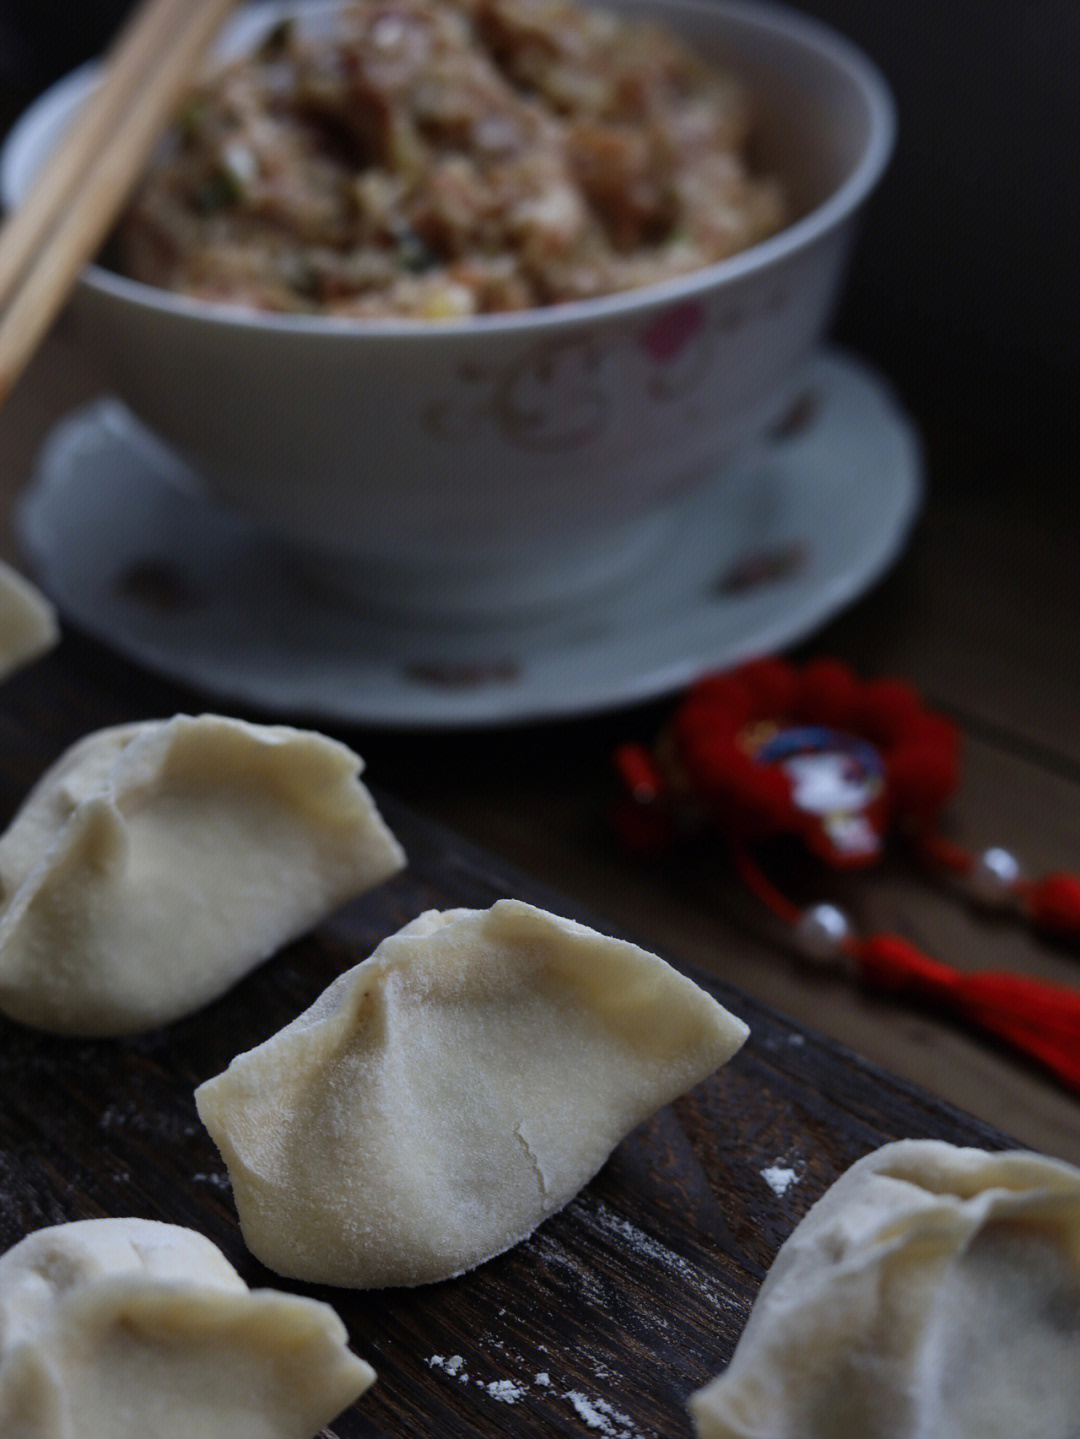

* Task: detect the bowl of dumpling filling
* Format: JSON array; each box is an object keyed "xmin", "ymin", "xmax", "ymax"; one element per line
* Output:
[{"xmin": 2, "ymin": 0, "xmax": 895, "ymax": 620}]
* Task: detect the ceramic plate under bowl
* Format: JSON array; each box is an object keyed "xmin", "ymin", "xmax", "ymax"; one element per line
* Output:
[{"xmin": 18, "ymin": 349, "xmax": 920, "ymax": 727}]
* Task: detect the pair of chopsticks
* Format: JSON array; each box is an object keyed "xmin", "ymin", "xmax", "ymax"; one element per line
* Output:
[{"xmin": 0, "ymin": 0, "xmax": 238, "ymax": 407}]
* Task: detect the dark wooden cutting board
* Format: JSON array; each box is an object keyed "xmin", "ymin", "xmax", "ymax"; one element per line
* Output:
[{"xmin": 0, "ymin": 636, "xmax": 1013, "ymax": 1438}]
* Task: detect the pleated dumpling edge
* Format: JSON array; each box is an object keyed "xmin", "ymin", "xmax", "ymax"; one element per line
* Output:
[
  {"xmin": 0, "ymin": 1216, "xmax": 375, "ymax": 1439},
  {"xmin": 0, "ymin": 714, "xmax": 406, "ymax": 1035},
  {"xmin": 195, "ymin": 899, "xmax": 749, "ymax": 1289},
  {"xmin": 688, "ymin": 1138, "xmax": 1080, "ymax": 1439}
]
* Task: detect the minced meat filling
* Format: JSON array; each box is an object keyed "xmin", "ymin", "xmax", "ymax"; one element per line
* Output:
[{"xmin": 115, "ymin": 0, "xmax": 786, "ymax": 318}]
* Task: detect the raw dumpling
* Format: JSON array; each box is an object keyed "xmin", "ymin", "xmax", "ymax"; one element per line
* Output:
[
  {"xmin": 0, "ymin": 561, "xmax": 57, "ymax": 681},
  {"xmin": 688, "ymin": 1139, "xmax": 1080, "ymax": 1439},
  {"xmin": 0, "ymin": 714, "xmax": 405, "ymax": 1035},
  {"xmin": 0, "ymin": 1216, "xmax": 374, "ymax": 1438},
  {"xmin": 196, "ymin": 899, "xmax": 749, "ymax": 1288}
]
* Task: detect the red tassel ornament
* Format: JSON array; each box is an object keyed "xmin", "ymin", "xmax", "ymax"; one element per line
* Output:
[
  {"xmin": 846, "ymin": 930, "xmax": 1080, "ymax": 1092},
  {"xmin": 613, "ymin": 658, "xmax": 1080, "ymax": 1090}
]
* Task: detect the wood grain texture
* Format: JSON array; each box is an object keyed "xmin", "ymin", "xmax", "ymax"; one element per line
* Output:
[
  {"xmin": 0, "ymin": 631, "xmax": 1021, "ymax": 1437},
  {"xmin": 0, "ymin": 777, "xmax": 1013, "ymax": 1439}
]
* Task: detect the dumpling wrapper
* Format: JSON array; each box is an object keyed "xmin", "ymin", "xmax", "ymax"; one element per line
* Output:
[
  {"xmin": 689, "ymin": 1139, "xmax": 1080, "ymax": 1439},
  {"xmin": 196, "ymin": 899, "xmax": 749, "ymax": 1288},
  {"xmin": 0, "ymin": 714, "xmax": 405, "ymax": 1036},
  {"xmin": 0, "ymin": 1217, "xmax": 374, "ymax": 1439},
  {"xmin": 0, "ymin": 561, "xmax": 58, "ymax": 681}
]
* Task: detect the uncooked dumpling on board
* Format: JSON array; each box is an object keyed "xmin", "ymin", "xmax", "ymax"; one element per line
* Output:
[
  {"xmin": 196, "ymin": 899, "xmax": 749, "ymax": 1288},
  {"xmin": 0, "ymin": 714, "xmax": 405, "ymax": 1036},
  {"xmin": 0, "ymin": 560, "xmax": 58, "ymax": 680},
  {"xmin": 0, "ymin": 1217, "xmax": 375, "ymax": 1439},
  {"xmin": 688, "ymin": 1139, "xmax": 1080, "ymax": 1439}
]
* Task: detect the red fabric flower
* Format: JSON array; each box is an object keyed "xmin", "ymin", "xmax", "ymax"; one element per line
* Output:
[
  {"xmin": 612, "ymin": 659, "xmax": 1080, "ymax": 1092},
  {"xmin": 614, "ymin": 658, "xmax": 961, "ymax": 865}
]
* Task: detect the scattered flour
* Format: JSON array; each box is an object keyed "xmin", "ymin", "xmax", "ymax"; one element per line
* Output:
[
  {"xmin": 564, "ymin": 1390, "xmax": 644, "ymax": 1438},
  {"xmin": 98, "ymin": 1101, "xmax": 129, "ymax": 1132},
  {"xmin": 528, "ymin": 1227, "xmax": 607, "ymax": 1306},
  {"xmin": 98, "ymin": 1099, "xmax": 200, "ymax": 1141},
  {"xmin": 763, "ymin": 1030, "xmax": 807, "ymax": 1051},
  {"xmin": 478, "ymin": 1378, "xmax": 528, "ymax": 1403},
  {"xmin": 192, "ymin": 1171, "xmax": 231, "ymax": 1190},
  {"xmin": 761, "ymin": 1162, "xmax": 803, "ymax": 1197},
  {"xmin": 428, "ymin": 1355, "xmax": 528, "ymax": 1403},
  {"xmin": 580, "ymin": 1199, "xmax": 742, "ymax": 1317},
  {"xmin": 427, "ymin": 1354, "xmax": 469, "ymax": 1383},
  {"xmin": 425, "ymin": 1352, "xmax": 654, "ymax": 1434}
]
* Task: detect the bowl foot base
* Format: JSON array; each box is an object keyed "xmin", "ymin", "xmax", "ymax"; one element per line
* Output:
[{"xmin": 297, "ymin": 500, "xmax": 709, "ymax": 626}]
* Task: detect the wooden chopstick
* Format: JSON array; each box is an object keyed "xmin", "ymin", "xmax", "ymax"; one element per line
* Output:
[
  {"xmin": 0, "ymin": 0, "xmax": 238, "ymax": 406},
  {"xmin": 0, "ymin": 0, "xmax": 190, "ymax": 306}
]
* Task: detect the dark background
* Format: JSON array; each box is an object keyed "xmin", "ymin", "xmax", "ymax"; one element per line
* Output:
[{"xmin": 2, "ymin": 1, "xmax": 1076, "ymax": 464}]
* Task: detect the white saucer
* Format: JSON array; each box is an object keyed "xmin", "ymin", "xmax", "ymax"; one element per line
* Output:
[{"xmin": 18, "ymin": 350, "xmax": 921, "ymax": 728}]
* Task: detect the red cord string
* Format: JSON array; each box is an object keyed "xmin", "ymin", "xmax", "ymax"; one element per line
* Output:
[
  {"xmin": 916, "ymin": 832, "xmax": 1080, "ymax": 938},
  {"xmin": 729, "ymin": 845, "xmax": 802, "ymax": 926},
  {"xmin": 731, "ymin": 845, "xmax": 1080, "ymax": 1092},
  {"xmin": 912, "ymin": 830, "xmax": 973, "ymax": 876}
]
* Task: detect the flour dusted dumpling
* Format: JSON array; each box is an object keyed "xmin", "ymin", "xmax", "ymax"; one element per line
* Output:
[
  {"xmin": 0, "ymin": 561, "xmax": 57, "ymax": 680},
  {"xmin": 0, "ymin": 715, "xmax": 405, "ymax": 1035},
  {"xmin": 688, "ymin": 1139, "xmax": 1080, "ymax": 1439},
  {"xmin": 196, "ymin": 899, "xmax": 749, "ymax": 1288},
  {"xmin": 0, "ymin": 1217, "xmax": 374, "ymax": 1438}
]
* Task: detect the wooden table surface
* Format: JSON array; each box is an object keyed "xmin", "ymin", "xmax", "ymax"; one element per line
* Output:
[{"xmin": 1, "ymin": 327, "xmax": 1078, "ymax": 1172}]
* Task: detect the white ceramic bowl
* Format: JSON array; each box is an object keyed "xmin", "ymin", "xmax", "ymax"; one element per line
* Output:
[{"xmin": 2, "ymin": 0, "xmax": 895, "ymax": 620}]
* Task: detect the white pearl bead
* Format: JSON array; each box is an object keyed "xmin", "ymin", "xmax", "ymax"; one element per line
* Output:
[
  {"xmin": 968, "ymin": 847, "xmax": 1022, "ymax": 906},
  {"xmin": 794, "ymin": 904, "xmax": 852, "ymax": 963}
]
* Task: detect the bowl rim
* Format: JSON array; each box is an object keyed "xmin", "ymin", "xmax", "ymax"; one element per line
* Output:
[{"xmin": 0, "ymin": 0, "xmax": 896, "ymax": 340}]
